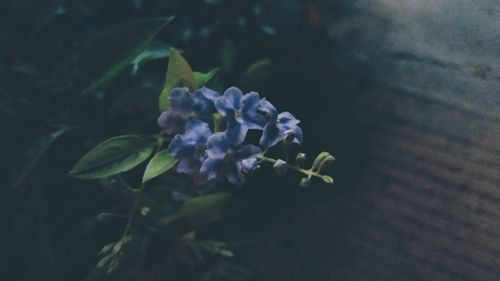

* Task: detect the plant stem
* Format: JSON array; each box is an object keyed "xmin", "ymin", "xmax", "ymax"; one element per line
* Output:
[
  {"xmin": 121, "ymin": 183, "xmax": 146, "ymax": 240},
  {"xmin": 121, "ymin": 135, "xmax": 165, "ymax": 240},
  {"xmin": 258, "ymin": 155, "xmax": 322, "ymax": 179}
]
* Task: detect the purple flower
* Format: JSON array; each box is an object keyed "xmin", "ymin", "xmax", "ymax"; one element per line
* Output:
[
  {"xmin": 258, "ymin": 98, "xmax": 303, "ymax": 148},
  {"xmin": 158, "ymin": 87, "xmax": 220, "ymax": 135},
  {"xmin": 168, "ymin": 120, "xmax": 212, "ymax": 176},
  {"xmin": 200, "ymin": 132, "xmax": 262, "ymax": 186},
  {"xmin": 215, "ymin": 87, "xmax": 265, "ymax": 145}
]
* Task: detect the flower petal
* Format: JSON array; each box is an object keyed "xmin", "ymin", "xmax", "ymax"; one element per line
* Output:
[
  {"xmin": 206, "ymin": 132, "xmax": 229, "ymax": 158},
  {"xmin": 225, "ymin": 162, "xmax": 244, "ymax": 186},
  {"xmin": 259, "ymin": 122, "xmax": 283, "ymax": 148},
  {"xmin": 292, "ymin": 125, "xmax": 303, "ymax": 144},
  {"xmin": 169, "ymin": 87, "xmax": 195, "ymax": 112},
  {"xmin": 215, "ymin": 97, "xmax": 235, "ymax": 120},
  {"xmin": 242, "ymin": 111, "xmax": 266, "ymax": 129},
  {"xmin": 225, "ymin": 121, "xmax": 248, "ymax": 145},
  {"xmin": 177, "ymin": 158, "xmax": 202, "ymax": 174},
  {"xmin": 235, "ymin": 145, "xmax": 262, "ymax": 160},
  {"xmin": 198, "ymin": 87, "xmax": 220, "ymax": 101},
  {"xmin": 158, "ymin": 110, "xmax": 187, "ymax": 135},
  {"xmin": 200, "ymin": 157, "xmax": 222, "ymax": 181},
  {"xmin": 223, "ymin": 87, "xmax": 243, "ymax": 109},
  {"xmin": 277, "ymin": 111, "xmax": 300, "ymax": 126},
  {"xmin": 184, "ymin": 120, "xmax": 212, "ymax": 144},
  {"xmin": 241, "ymin": 91, "xmax": 261, "ymax": 112},
  {"xmin": 168, "ymin": 134, "xmax": 196, "ymax": 158},
  {"xmin": 258, "ymin": 98, "xmax": 278, "ymax": 122}
]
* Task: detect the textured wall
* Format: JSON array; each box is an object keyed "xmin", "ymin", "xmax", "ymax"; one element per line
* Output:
[{"xmin": 248, "ymin": 1, "xmax": 500, "ymax": 280}]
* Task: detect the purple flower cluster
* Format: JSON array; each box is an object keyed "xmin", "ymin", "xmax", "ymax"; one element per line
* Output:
[{"xmin": 159, "ymin": 87, "xmax": 302, "ymax": 187}]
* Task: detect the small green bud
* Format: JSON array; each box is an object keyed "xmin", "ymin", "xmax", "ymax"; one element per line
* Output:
[
  {"xmin": 141, "ymin": 206, "xmax": 150, "ymax": 216},
  {"xmin": 321, "ymin": 155, "xmax": 335, "ymax": 170},
  {"xmin": 311, "ymin": 152, "xmax": 335, "ymax": 172},
  {"xmin": 321, "ymin": 175, "xmax": 334, "ymax": 184},
  {"xmin": 213, "ymin": 113, "xmax": 224, "ymax": 132},
  {"xmin": 295, "ymin": 153, "xmax": 307, "ymax": 165},
  {"xmin": 299, "ymin": 177, "xmax": 311, "ymax": 187}
]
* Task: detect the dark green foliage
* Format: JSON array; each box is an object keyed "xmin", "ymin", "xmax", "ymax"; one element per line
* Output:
[
  {"xmin": 12, "ymin": 123, "xmax": 75, "ymax": 186},
  {"xmin": 2, "ymin": 1, "xmax": 345, "ymax": 281},
  {"xmin": 76, "ymin": 17, "xmax": 174, "ymax": 95},
  {"xmin": 158, "ymin": 48, "xmax": 197, "ymax": 110},
  {"xmin": 69, "ymin": 135, "xmax": 156, "ymax": 179},
  {"xmin": 142, "ymin": 149, "xmax": 178, "ymax": 183}
]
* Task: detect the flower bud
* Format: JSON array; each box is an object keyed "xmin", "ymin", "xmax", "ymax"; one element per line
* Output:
[
  {"xmin": 299, "ymin": 177, "xmax": 311, "ymax": 187},
  {"xmin": 283, "ymin": 129, "xmax": 296, "ymax": 143},
  {"xmin": 321, "ymin": 175, "xmax": 334, "ymax": 184},
  {"xmin": 273, "ymin": 159, "xmax": 288, "ymax": 176},
  {"xmin": 295, "ymin": 153, "xmax": 307, "ymax": 165},
  {"xmin": 311, "ymin": 152, "xmax": 335, "ymax": 172},
  {"xmin": 321, "ymin": 155, "xmax": 335, "ymax": 170},
  {"xmin": 242, "ymin": 158, "xmax": 260, "ymax": 173}
]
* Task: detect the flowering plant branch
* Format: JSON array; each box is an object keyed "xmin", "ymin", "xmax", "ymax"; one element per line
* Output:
[{"xmin": 69, "ymin": 49, "xmax": 334, "ymax": 281}]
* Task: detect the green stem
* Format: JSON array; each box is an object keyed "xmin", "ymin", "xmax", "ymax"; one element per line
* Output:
[
  {"xmin": 121, "ymin": 135, "xmax": 165, "ymax": 240},
  {"xmin": 121, "ymin": 183, "xmax": 146, "ymax": 240},
  {"xmin": 258, "ymin": 155, "xmax": 322, "ymax": 179}
]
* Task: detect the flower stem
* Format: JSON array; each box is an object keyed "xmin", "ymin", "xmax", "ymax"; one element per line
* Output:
[
  {"xmin": 121, "ymin": 135, "xmax": 165, "ymax": 240},
  {"xmin": 121, "ymin": 183, "xmax": 145, "ymax": 240},
  {"xmin": 258, "ymin": 155, "xmax": 322, "ymax": 179}
]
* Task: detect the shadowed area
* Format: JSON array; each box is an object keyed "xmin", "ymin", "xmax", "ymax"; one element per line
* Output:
[{"xmin": 246, "ymin": 0, "xmax": 500, "ymax": 280}]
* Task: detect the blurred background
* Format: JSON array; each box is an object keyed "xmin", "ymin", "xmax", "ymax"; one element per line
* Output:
[{"xmin": 1, "ymin": 0, "xmax": 499, "ymax": 280}]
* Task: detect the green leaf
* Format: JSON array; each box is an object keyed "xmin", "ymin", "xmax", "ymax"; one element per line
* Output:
[
  {"xmin": 220, "ymin": 39, "xmax": 236, "ymax": 72},
  {"xmin": 130, "ymin": 41, "xmax": 172, "ymax": 75},
  {"xmin": 194, "ymin": 68, "xmax": 219, "ymax": 88},
  {"xmin": 12, "ymin": 123, "xmax": 74, "ymax": 187},
  {"xmin": 178, "ymin": 240, "xmax": 234, "ymax": 267},
  {"xmin": 163, "ymin": 193, "xmax": 231, "ymax": 227},
  {"xmin": 76, "ymin": 17, "xmax": 174, "ymax": 96},
  {"xmin": 69, "ymin": 135, "xmax": 155, "ymax": 179},
  {"xmin": 238, "ymin": 58, "xmax": 272, "ymax": 88},
  {"xmin": 158, "ymin": 48, "xmax": 197, "ymax": 111},
  {"xmin": 142, "ymin": 149, "xmax": 177, "ymax": 183}
]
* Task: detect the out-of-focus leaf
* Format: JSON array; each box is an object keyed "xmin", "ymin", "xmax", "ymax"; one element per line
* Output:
[
  {"xmin": 194, "ymin": 68, "xmax": 219, "ymax": 88},
  {"xmin": 69, "ymin": 135, "xmax": 155, "ymax": 179},
  {"xmin": 238, "ymin": 58, "xmax": 272, "ymax": 88},
  {"xmin": 12, "ymin": 123, "xmax": 74, "ymax": 187},
  {"xmin": 97, "ymin": 213, "xmax": 128, "ymax": 222},
  {"xmin": 261, "ymin": 24, "xmax": 276, "ymax": 35},
  {"xmin": 76, "ymin": 17, "xmax": 174, "ymax": 95},
  {"xmin": 178, "ymin": 240, "xmax": 234, "ymax": 267},
  {"xmin": 201, "ymin": 261, "xmax": 254, "ymax": 281},
  {"xmin": 130, "ymin": 41, "xmax": 172, "ymax": 75},
  {"xmin": 99, "ymin": 176, "xmax": 139, "ymax": 207},
  {"xmin": 220, "ymin": 39, "xmax": 236, "ymax": 72},
  {"xmin": 158, "ymin": 48, "xmax": 196, "ymax": 111},
  {"xmin": 142, "ymin": 149, "xmax": 177, "ymax": 183},
  {"xmin": 162, "ymin": 193, "xmax": 231, "ymax": 227},
  {"xmin": 109, "ymin": 82, "xmax": 162, "ymax": 117},
  {"xmin": 86, "ymin": 232, "xmax": 148, "ymax": 281}
]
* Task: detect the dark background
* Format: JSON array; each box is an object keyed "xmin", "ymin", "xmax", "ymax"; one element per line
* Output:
[{"xmin": 2, "ymin": 0, "xmax": 499, "ymax": 280}]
